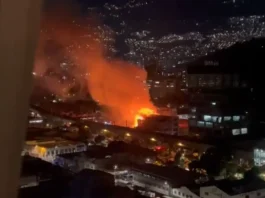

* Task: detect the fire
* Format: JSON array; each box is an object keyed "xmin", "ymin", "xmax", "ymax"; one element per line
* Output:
[
  {"xmin": 133, "ymin": 108, "xmax": 156, "ymax": 127},
  {"xmin": 34, "ymin": 4, "xmax": 158, "ymax": 127},
  {"xmin": 134, "ymin": 115, "xmax": 144, "ymax": 127}
]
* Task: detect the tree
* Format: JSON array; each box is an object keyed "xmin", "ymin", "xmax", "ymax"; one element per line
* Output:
[
  {"xmin": 174, "ymin": 151, "xmax": 182, "ymax": 166},
  {"xmin": 244, "ymin": 166, "xmax": 260, "ymax": 181},
  {"xmin": 94, "ymin": 135, "xmax": 105, "ymax": 144},
  {"xmin": 131, "ymin": 139, "xmax": 140, "ymax": 146},
  {"xmin": 189, "ymin": 160, "xmax": 201, "ymax": 172},
  {"xmin": 225, "ymin": 162, "xmax": 238, "ymax": 178},
  {"xmin": 198, "ymin": 145, "xmax": 233, "ymax": 177},
  {"xmin": 174, "ymin": 150, "xmax": 185, "ymax": 167}
]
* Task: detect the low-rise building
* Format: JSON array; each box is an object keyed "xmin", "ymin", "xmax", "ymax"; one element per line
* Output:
[
  {"xmin": 137, "ymin": 115, "xmax": 178, "ymax": 135},
  {"xmin": 198, "ymin": 178, "xmax": 265, "ymax": 198},
  {"xmin": 55, "ymin": 143, "xmax": 156, "ymax": 173},
  {"xmin": 116, "ymin": 163, "xmax": 265, "ymax": 198},
  {"xmin": 253, "ymin": 141, "xmax": 265, "ymax": 167},
  {"xmin": 26, "ymin": 139, "xmax": 86, "ymax": 163},
  {"xmin": 126, "ymin": 164, "xmax": 202, "ymax": 197}
]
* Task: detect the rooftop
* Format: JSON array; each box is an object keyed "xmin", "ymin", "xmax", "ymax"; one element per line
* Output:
[
  {"xmin": 26, "ymin": 139, "xmax": 84, "ymax": 149},
  {"xmin": 21, "ymin": 156, "xmax": 71, "ymax": 178},
  {"xmin": 130, "ymin": 164, "xmax": 200, "ymax": 187},
  {"xmin": 58, "ymin": 145, "xmax": 111, "ymax": 160},
  {"xmin": 107, "ymin": 141, "xmax": 156, "ymax": 157},
  {"xmin": 58, "ymin": 143, "xmax": 156, "ymax": 161},
  {"xmin": 210, "ymin": 178, "xmax": 265, "ymax": 195}
]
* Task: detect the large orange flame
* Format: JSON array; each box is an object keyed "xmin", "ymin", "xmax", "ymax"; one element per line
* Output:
[
  {"xmin": 34, "ymin": 4, "xmax": 158, "ymax": 127},
  {"xmin": 134, "ymin": 108, "xmax": 156, "ymax": 127}
]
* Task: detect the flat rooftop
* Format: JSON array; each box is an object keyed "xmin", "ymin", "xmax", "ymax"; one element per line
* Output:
[
  {"xmin": 58, "ymin": 145, "xmax": 111, "ymax": 160},
  {"xmin": 130, "ymin": 164, "xmax": 200, "ymax": 187},
  {"xmin": 209, "ymin": 178, "xmax": 265, "ymax": 195},
  {"xmin": 26, "ymin": 139, "xmax": 84, "ymax": 148}
]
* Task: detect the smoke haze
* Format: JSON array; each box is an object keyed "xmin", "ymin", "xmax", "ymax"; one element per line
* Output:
[{"xmin": 33, "ymin": 3, "xmax": 156, "ymax": 126}]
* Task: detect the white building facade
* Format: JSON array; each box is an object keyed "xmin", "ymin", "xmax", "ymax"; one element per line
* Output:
[{"xmin": 26, "ymin": 140, "xmax": 86, "ymax": 163}]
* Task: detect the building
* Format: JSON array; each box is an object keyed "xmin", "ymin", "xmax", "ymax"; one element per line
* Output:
[
  {"xmin": 54, "ymin": 143, "xmax": 156, "ymax": 173},
  {"xmin": 20, "ymin": 156, "xmax": 72, "ymax": 189},
  {"xmin": 117, "ymin": 164, "xmax": 265, "ymax": 198},
  {"xmin": 69, "ymin": 169, "xmax": 145, "ymax": 198},
  {"xmin": 186, "ymin": 63, "xmax": 251, "ymax": 138},
  {"xmin": 26, "ymin": 139, "xmax": 86, "ymax": 163},
  {"xmin": 137, "ymin": 115, "xmax": 179, "ymax": 135},
  {"xmin": 253, "ymin": 140, "xmax": 265, "ymax": 167},
  {"xmin": 174, "ymin": 65, "xmax": 187, "ymax": 90},
  {"xmin": 177, "ymin": 105, "xmax": 190, "ymax": 136},
  {"xmin": 28, "ymin": 108, "xmax": 47, "ymax": 128},
  {"xmin": 129, "ymin": 164, "xmax": 201, "ymax": 197},
  {"xmin": 198, "ymin": 178, "xmax": 265, "ymax": 198},
  {"xmin": 146, "ymin": 77, "xmax": 177, "ymax": 101}
]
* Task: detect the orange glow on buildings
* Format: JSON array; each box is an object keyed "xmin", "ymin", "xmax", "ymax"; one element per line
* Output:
[{"xmin": 133, "ymin": 108, "xmax": 157, "ymax": 127}]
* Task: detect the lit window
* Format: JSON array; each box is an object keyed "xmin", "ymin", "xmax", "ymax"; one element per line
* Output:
[
  {"xmin": 197, "ymin": 121, "xmax": 205, "ymax": 127},
  {"xmin": 232, "ymin": 129, "xmax": 240, "ymax": 136},
  {"xmin": 233, "ymin": 116, "xmax": 240, "ymax": 121},
  {"xmin": 224, "ymin": 116, "xmax": 231, "ymax": 121},
  {"xmin": 218, "ymin": 117, "xmax": 222, "ymax": 123},
  {"xmin": 241, "ymin": 128, "xmax": 248, "ymax": 134},
  {"xmin": 205, "ymin": 122, "xmax": 213, "ymax": 128},
  {"xmin": 212, "ymin": 116, "xmax": 218, "ymax": 122},
  {"xmin": 203, "ymin": 115, "xmax": 212, "ymax": 122}
]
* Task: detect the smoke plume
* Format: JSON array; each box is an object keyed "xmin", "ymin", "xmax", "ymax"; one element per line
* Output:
[{"xmin": 33, "ymin": 3, "xmax": 156, "ymax": 126}]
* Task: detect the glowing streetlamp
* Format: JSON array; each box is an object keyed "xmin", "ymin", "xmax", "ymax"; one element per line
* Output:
[
  {"xmin": 178, "ymin": 142, "xmax": 184, "ymax": 147},
  {"xmin": 102, "ymin": 129, "xmax": 108, "ymax": 133},
  {"xmin": 150, "ymin": 137, "xmax": 156, "ymax": 142}
]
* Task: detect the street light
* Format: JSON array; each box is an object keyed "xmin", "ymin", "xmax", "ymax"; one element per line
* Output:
[
  {"xmin": 125, "ymin": 133, "xmax": 131, "ymax": 137},
  {"xmin": 102, "ymin": 129, "xmax": 108, "ymax": 133},
  {"xmin": 146, "ymin": 158, "xmax": 151, "ymax": 163},
  {"xmin": 178, "ymin": 142, "xmax": 184, "ymax": 147},
  {"xmin": 150, "ymin": 137, "xmax": 156, "ymax": 142}
]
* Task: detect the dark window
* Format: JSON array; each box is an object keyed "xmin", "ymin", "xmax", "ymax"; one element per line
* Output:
[
  {"xmin": 245, "ymin": 195, "xmax": 249, "ymax": 198},
  {"xmin": 257, "ymin": 193, "xmax": 261, "ymax": 196},
  {"xmin": 205, "ymin": 192, "xmax": 209, "ymax": 196}
]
